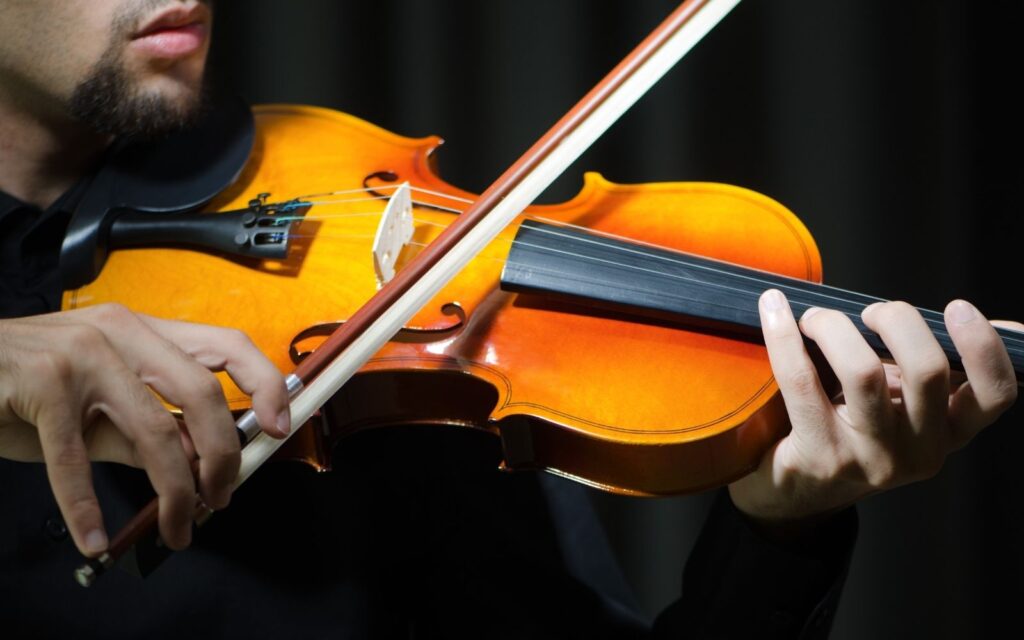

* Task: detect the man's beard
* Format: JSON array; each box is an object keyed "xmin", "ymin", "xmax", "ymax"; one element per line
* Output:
[
  {"xmin": 67, "ymin": 2, "xmax": 209, "ymax": 141},
  {"xmin": 68, "ymin": 58, "xmax": 208, "ymax": 141}
]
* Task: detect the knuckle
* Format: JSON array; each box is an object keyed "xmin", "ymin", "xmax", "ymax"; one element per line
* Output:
[
  {"xmin": 845, "ymin": 362, "xmax": 886, "ymax": 394},
  {"xmin": 804, "ymin": 451, "xmax": 844, "ymax": 483},
  {"xmin": 919, "ymin": 353, "xmax": 950, "ymax": 379},
  {"xmin": 88, "ymin": 302, "xmax": 137, "ymax": 327},
  {"xmin": 143, "ymin": 412, "xmax": 182, "ymax": 445},
  {"xmin": 864, "ymin": 444, "xmax": 946, "ymax": 489},
  {"xmin": 906, "ymin": 355, "xmax": 950, "ymax": 392},
  {"xmin": 64, "ymin": 492, "xmax": 101, "ymax": 523},
  {"xmin": 203, "ymin": 443, "xmax": 240, "ymax": 468},
  {"xmin": 189, "ymin": 370, "xmax": 226, "ymax": 406},
  {"xmin": 29, "ymin": 350, "xmax": 75, "ymax": 387},
  {"xmin": 784, "ymin": 368, "xmax": 821, "ymax": 398},
  {"xmin": 985, "ymin": 378, "xmax": 1018, "ymax": 414},
  {"xmin": 222, "ymin": 328, "xmax": 255, "ymax": 352},
  {"xmin": 863, "ymin": 456, "xmax": 898, "ymax": 489},
  {"xmin": 200, "ymin": 426, "xmax": 241, "ymax": 463},
  {"xmin": 61, "ymin": 323, "xmax": 108, "ymax": 355},
  {"xmin": 792, "ymin": 404, "xmax": 831, "ymax": 433},
  {"xmin": 788, "ymin": 444, "xmax": 853, "ymax": 485},
  {"xmin": 50, "ymin": 440, "xmax": 89, "ymax": 469},
  {"xmin": 162, "ymin": 476, "xmax": 195, "ymax": 505}
]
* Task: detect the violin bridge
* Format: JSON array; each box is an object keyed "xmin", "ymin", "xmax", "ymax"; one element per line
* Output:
[{"xmin": 372, "ymin": 182, "xmax": 414, "ymax": 287}]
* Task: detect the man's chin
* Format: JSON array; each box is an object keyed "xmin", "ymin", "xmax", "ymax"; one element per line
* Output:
[
  {"xmin": 137, "ymin": 76, "xmax": 206, "ymax": 115},
  {"xmin": 132, "ymin": 53, "xmax": 207, "ymax": 103},
  {"xmin": 69, "ymin": 71, "xmax": 209, "ymax": 140},
  {"xmin": 123, "ymin": 88, "xmax": 209, "ymax": 140}
]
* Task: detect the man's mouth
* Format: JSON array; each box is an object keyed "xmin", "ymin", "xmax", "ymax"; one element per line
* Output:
[{"xmin": 130, "ymin": 3, "xmax": 211, "ymax": 59}]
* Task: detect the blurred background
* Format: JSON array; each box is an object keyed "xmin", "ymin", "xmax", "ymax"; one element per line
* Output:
[{"xmin": 212, "ymin": 1, "xmax": 1024, "ymax": 637}]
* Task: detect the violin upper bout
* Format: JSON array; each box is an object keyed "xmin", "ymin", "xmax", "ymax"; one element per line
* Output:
[{"xmin": 537, "ymin": 171, "xmax": 822, "ymax": 285}]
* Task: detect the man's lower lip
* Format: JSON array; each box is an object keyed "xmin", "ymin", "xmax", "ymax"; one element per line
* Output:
[{"xmin": 130, "ymin": 23, "xmax": 207, "ymax": 58}]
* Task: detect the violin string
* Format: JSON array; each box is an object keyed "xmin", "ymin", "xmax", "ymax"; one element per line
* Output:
[
  {"xmin": 286, "ymin": 184, "xmax": 473, "ymax": 208},
  {"xmin": 277, "ymin": 212, "xmax": 1024, "ymax": 356},
  {"xmin": 301, "ymin": 200, "xmax": 1024, "ymax": 351},
  {"xmin": 274, "ymin": 188, "xmax": 665, "ymax": 250},
  {"xmin": 276, "ymin": 185, "xmax": 845, "ymax": 272},
  {"xmin": 406, "ymin": 185, "xmax": 475, "ymax": 204},
  {"xmin": 287, "ymin": 195, "xmax": 393, "ymax": 207},
  {"xmin": 501, "ymin": 250, "xmax": 1024, "ymax": 360},
  {"xmin": 505, "ymin": 237, "xmax": 1024, "ymax": 357},
  {"xmin": 283, "ymin": 234, "xmax": 379, "ymax": 241},
  {"xmin": 510, "ymin": 223, "xmax": 1024, "ymax": 352},
  {"xmin": 279, "ymin": 235, "xmax": 511, "ymax": 268},
  {"xmin": 268, "ymin": 188, "xmax": 1024, "ymax": 353},
  {"xmin": 279, "ymin": 211, "xmax": 393, "ymax": 222},
  {"xmin": 276, "ymin": 210, "xmax": 452, "ymax": 227},
  {"xmin": 276, "ymin": 186, "xmax": 661, "ymax": 249},
  {"xmin": 524, "ymin": 223, "xmax": 874, "ymax": 307},
  {"xmin": 294, "ymin": 184, "xmax": 476, "ymax": 205},
  {"xmin": 289, "ymin": 185, "xmax": 403, "ymax": 200}
]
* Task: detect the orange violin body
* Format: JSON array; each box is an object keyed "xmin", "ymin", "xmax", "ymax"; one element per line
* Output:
[{"xmin": 64, "ymin": 104, "xmax": 822, "ymax": 496}]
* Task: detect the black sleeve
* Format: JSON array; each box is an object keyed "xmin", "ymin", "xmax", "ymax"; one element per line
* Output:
[{"xmin": 651, "ymin": 489, "xmax": 858, "ymax": 640}]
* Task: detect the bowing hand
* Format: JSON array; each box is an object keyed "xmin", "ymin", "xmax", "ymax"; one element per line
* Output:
[{"xmin": 0, "ymin": 304, "xmax": 290, "ymax": 557}]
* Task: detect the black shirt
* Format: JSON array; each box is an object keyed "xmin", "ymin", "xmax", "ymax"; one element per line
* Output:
[{"xmin": 0, "ymin": 188, "xmax": 76, "ymax": 316}]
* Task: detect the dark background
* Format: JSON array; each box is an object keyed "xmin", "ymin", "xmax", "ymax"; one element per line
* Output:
[{"xmin": 212, "ymin": 1, "xmax": 1024, "ymax": 637}]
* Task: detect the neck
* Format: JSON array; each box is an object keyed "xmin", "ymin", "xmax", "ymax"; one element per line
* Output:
[
  {"xmin": 501, "ymin": 219, "xmax": 1024, "ymax": 384},
  {"xmin": 0, "ymin": 79, "xmax": 110, "ymax": 208}
]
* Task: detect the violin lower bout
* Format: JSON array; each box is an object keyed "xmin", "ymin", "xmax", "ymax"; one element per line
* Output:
[{"xmin": 280, "ymin": 361, "xmax": 790, "ymax": 497}]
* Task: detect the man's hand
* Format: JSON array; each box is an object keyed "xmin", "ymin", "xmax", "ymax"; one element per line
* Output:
[
  {"xmin": 0, "ymin": 304, "xmax": 290, "ymax": 558},
  {"xmin": 729, "ymin": 289, "xmax": 1019, "ymax": 533}
]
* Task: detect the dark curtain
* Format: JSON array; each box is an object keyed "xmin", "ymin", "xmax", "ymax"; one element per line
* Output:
[{"xmin": 211, "ymin": 1, "xmax": 1024, "ymax": 637}]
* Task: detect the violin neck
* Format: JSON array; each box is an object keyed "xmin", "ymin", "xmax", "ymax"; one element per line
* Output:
[{"xmin": 501, "ymin": 220, "xmax": 1024, "ymax": 384}]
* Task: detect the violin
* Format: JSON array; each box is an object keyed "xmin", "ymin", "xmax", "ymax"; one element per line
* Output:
[
  {"xmin": 61, "ymin": 0, "xmax": 1024, "ymax": 583},
  {"xmin": 64, "ymin": 98, "xmax": 1024, "ymax": 490},
  {"xmin": 65, "ymin": 101, "xmax": 808, "ymax": 495}
]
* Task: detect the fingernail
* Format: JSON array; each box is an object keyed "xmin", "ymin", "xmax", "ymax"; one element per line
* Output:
[
  {"xmin": 801, "ymin": 307, "xmax": 822, "ymax": 322},
  {"xmin": 761, "ymin": 289, "xmax": 785, "ymax": 312},
  {"xmin": 760, "ymin": 290, "xmax": 790, "ymax": 329},
  {"xmin": 276, "ymin": 409, "xmax": 291, "ymax": 435},
  {"xmin": 949, "ymin": 299, "xmax": 978, "ymax": 325},
  {"xmin": 206, "ymin": 492, "xmax": 229, "ymax": 512},
  {"xmin": 85, "ymin": 529, "xmax": 108, "ymax": 554}
]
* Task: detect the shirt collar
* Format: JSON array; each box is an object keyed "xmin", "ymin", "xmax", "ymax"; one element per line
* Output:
[
  {"xmin": 0, "ymin": 178, "xmax": 90, "ymax": 222},
  {"xmin": 0, "ymin": 189, "xmax": 32, "ymax": 217}
]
